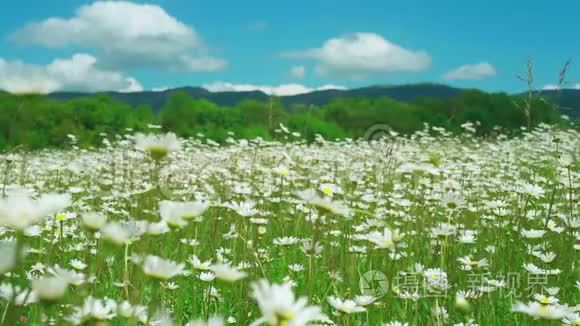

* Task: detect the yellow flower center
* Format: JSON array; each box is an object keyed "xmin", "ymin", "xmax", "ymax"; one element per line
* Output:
[
  {"xmin": 167, "ymin": 219, "xmax": 185, "ymax": 228},
  {"xmin": 383, "ymin": 240, "xmax": 394, "ymax": 248},
  {"xmin": 274, "ymin": 311, "xmax": 295, "ymax": 326},
  {"xmin": 146, "ymin": 271, "xmax": 169, "ymax": 280},
  {"xmin": 538, "ymin": 304, "xmax": 551, "ymax": 315},
  {"xmin": 539, "ymin": 297, "xmax": 551, "ymax": 304},
  {"xmin": 148, "ymin": 146, "xmax": 169, "ymax": 160}
]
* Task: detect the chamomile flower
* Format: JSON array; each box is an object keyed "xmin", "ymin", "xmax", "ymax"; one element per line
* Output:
[
  {"xmin": 521, "ymin": 229, "xmax": 546, "ymax": 239},
  {"xmin": 319, "ymin": 183, "xmax": 341, "ymax": 197},
  {"xmin": 160, "ymin": 200, "xmax": 209, "ymax": 228},
  {"xmin": 188, "ymin": 255, "xmax": 212, "ymax": 270},
  {"xmin": 135, "ymin": 132, "xmax": 181, "ymax": 160},
  {"xmin": 533, "ymin": 293, "xmax": 559, "ymax": 305},
  {"xmin": 48, "ymin": 265, "xmax": 86, "ymax": 286},
  {"xmin": 250, "ymin": 279, "xmax": 326, "ymax": 326},
  {"xmin": 161, "ymin": 281, "xmax": 179, "ymax": 290},
  {"xmin": 297, "ymin": 189, "xmax": 349, "ymax": 216},
  {"xmin": 518, "ymin": 183, "xmax": 545, "ymax": 199},
  {"xmin": 366, "ymin": 227, "xmax": 403, "ymax": 249},
  {"xmin": 81, "ymin": 212, "xmax": 108, "ymax": 231},
  {"xmin": 273, "ymin": 166, "xmax": 290, "ymax": 177},
  {"xmin": 300, "ymin": 239, "xmax": 323, "ymax": 256},
  {"xmin": 273, "ymin": 236, "xmax": 300, "ymax": 246},
  {"xmin": 0, "ymin": 191, "xmax": 71, "ymax": 230},
  {"xmin": 423, "ymin": 268, "xmax": 450, "ymax": 292},
  {"xmin": 353, "ymin": 295, "xmax": 376, "ymax": 306},
  {"xmin": 327, "ymin": 296, "xmax": 366, "ymax": 314},
  {"xmin": 101, "ymin": 222, "xmax": 131, "ymax": 245},
  {"xmin": 199, "ymin": 272, "xmax": 216, "ymax": 282},
  {"xmin": 31, "ymin": 276, "xmax": 68, "ymax": 302},
  {"xmin": 562, "ymin": 313, "xmax": 580, "ymax": 325},
  {"xmin": 457, "ymin": 256, "xmax": 489, "ymax": 270},
  {"xmin": 224, "ymin": 200, "xmax": 259, "ymax": 217},
  {"xmin": 66, "ymin": 296, "xmax": 118, "ymax": 325},
  {"xmin": 288, "ymin": 264, "xmax": 304, "ymax": 272},
  {"xmin": 210, "ymin": 264, "xmax": 247, "ymax": 282},
  {"xmin": 142, "ymin": 255, "xmax": 185, "ymax": 280},
  {"xmin": 70, "ymin": 259, "xmax": 87, "ymax": 271},
  {"xmin": 0, "ymin": 241, "xmax": 18, "ymax": 275},
  {"xmin": 512, "ymin": 301, "xmax": 570, "ymax": 320}
]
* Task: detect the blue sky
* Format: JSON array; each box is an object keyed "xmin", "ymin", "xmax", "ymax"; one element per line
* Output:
[{"xmin": 1, "ymin": 0, "xmax": 579, "ymax": 95}]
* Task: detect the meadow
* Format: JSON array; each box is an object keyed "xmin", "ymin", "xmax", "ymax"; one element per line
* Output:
[{"xmin": 0, "ymin": 123, "xmax": 578, "ymax": 325}]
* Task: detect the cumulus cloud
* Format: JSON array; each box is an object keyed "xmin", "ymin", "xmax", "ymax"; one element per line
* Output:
[
  {"xmin": 0, "ymin": 54, "xmax": 142, "ymax": 94},
  {"xmin": 283, "ymin": 33, "xmax": 431, "ymax": 78},
  {"xmin": 542, "ymin": 84, "xmax": 560, "ymax": 90},
  {"xmin": 202, "ymin": 82, "xmax": 346, "ymax": 96},
  {"xmin": 543, "ymin": 83, "xmax": 580, "ymax": 90},
  {"xmin": 120, "ymin": 78, "xmax": 144, "ymax": 93},
  {"xmin": 177, "ymin": 55, "xmax": 227, "ymax": 72},
  {"xmin": 289, "ymin": 65, "xmax": 306, "ymax": 79},
  {"xmin": 442, "ymin": 62, "xmax": 496, "ymax": 80},
  {"xmin": 11, "ymin": 1, "xmax": 226, "ymax": 72}
]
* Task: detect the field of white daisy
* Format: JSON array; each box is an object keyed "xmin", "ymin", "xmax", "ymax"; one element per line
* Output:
[{"xmin": 0, "ymin": 124, "xmax": 578, "ymax": 325}]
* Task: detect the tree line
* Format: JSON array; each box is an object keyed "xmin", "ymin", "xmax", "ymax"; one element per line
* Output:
[{"xmin": 0, "ymin": 89, "xmax": 569, "ymax": 150}]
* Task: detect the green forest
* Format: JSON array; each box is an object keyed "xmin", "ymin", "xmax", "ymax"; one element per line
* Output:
[{"xmin": 0, "ymin": 89, "xmax": 572, "ymax": 151}]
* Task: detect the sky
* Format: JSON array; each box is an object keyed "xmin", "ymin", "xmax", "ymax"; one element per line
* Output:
[{"xmin": 1, "ymin": 0, "xmax": 579, "ymax": 95}]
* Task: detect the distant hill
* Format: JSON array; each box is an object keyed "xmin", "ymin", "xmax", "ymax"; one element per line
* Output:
[
  {"xmin": 529, "ymin": 89, "xmax": 580, "ymax": 118},
  {"xmin": 281, "ymin": 83, "xmax": 464, "ymax": 107},
  {"xmin": 47, "ymin": 83, "xmax": 463, "ymax": 111},
  {"xmin": 31, "ymin": 84, "xmax": 580, "ymax": 118}
]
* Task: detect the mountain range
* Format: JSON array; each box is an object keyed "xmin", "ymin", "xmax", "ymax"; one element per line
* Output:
[{"xmin": 35, "ymin": 83, "xmax": 580, "ymax": 118}]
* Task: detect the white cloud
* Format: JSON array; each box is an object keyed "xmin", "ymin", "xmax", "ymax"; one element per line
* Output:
[
  {"xmin": 0, "ymin": 54, "xmax": 142, "ymax": 94},
  {"xmin": 289, "ymin": 65, "xmax": 306, "ymax": 79},
  {"xmin": 0, "ymin": 58, "xmax": 61, "ymax": 94},
  {"xmin": 151, "ymin": 86, "xmax": 170, "ymax": 92},
  {"xmin": 542, "ymin": 84, "xmax": 560, "ymax": 90},
  {"xmin": 543, "ymin": 83, "xmax": 580, "ymax": 90},
  {"xmin": 283, "ymin": 33, "xmax": 431, "ymax": 78},
  {"xmin": 177, "ymin": 55, "xmax": 227, "ymax": 72},
  {"xmin": 11, "ymin": 1, "xmax": 226, "ymax": 72},
  {"xmin": 202, "ymin": 82, "xmax": 347, "ymax": 96},
  {"xmin": 119, "ymin": 78, "xmax": 144, "ymax": 93},
  {"xmin": 442, "ymin": 62, "xmax": 496, "ymax": 80}
]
